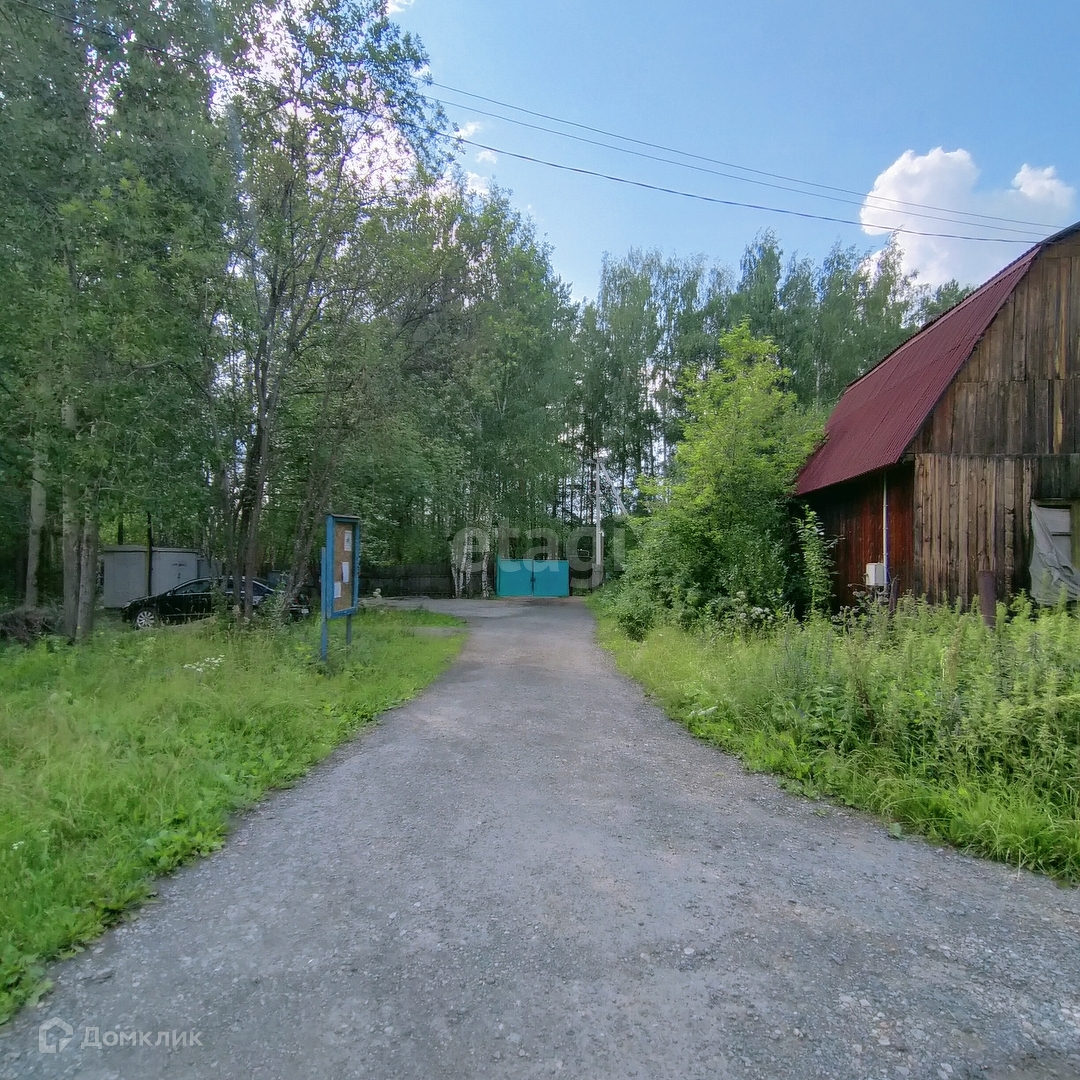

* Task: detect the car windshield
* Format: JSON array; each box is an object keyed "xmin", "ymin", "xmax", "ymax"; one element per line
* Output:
[{"xmin": 172, "ymin": 579, "xmax": 210, "ymax": 595}]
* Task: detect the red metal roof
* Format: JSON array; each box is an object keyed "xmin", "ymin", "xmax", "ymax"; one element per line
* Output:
[{"xmin": 796, "ymin": 246, "xmax": 1042, "ymax": 495}]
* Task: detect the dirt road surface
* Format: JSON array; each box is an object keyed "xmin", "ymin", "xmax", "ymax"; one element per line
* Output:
[{"xmin": 3, "ymin": 599, "xmax": 1079, "ymax": 1079}]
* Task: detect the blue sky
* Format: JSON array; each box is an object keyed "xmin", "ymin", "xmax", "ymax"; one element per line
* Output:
[{"xmin": 392, "ymin": 0, "xmax": 1079, "ymax": 301}]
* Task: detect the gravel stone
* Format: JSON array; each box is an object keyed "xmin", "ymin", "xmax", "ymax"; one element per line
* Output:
[{"xmin": 2, "ymin": 598, "xmax": 1079, "ymax": 1079}]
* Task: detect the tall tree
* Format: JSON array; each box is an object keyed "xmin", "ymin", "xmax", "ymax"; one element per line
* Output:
[
  {"xmin": 1, "ymin": 0, "xmax": 230, "ymax": 633},
  {"xmin": 212, "ymin": 0, "xmax": 444, "ymax": 616}
]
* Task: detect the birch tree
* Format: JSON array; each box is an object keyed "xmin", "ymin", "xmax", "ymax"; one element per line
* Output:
[{"xmin": 213, "ymin": 0, "xmax": 443, "ymax": 616}]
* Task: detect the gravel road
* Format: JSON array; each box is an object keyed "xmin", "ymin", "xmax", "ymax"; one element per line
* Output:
[{"xmin": 3, "ymin": 598, "xmax": 1080, "ymax": 1080}]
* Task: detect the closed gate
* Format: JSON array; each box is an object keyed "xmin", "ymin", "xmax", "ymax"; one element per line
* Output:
[{"xmin": 496, "ymin": 559, "xmax": 570, "ymax": 598}]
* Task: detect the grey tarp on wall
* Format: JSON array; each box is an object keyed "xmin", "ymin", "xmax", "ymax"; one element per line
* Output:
[{"xmin": 1029, "ymin": 503, "xmax": 1080, "ymax": 604}]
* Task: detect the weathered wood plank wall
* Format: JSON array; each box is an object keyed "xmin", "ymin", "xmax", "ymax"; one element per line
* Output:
[
  {"xmin": 808, "ymin": 463, "xmax": 913, "ymax": 607},
  {"xmin": 909, "ymin": 232, "xmax": 1080, "ymax": 604},
  {"xmin": 914, "ymin": 233, "xmax": 1080, "ymax": 459},
  {"xmin": 913, "ymin": 455, "xmax": 1032, "ymax": 603}
]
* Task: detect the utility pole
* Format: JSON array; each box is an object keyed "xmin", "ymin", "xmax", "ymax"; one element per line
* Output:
[{"xmin": 593, "ymin": 456, "xmax": 603, "ymax": 589}]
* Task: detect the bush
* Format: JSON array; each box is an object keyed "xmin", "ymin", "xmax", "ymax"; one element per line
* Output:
[
  {"xmin": 615, "ymin": 324, "xmax": 822, "ymax": 619},
  {"xmin": 0, "ymin": 607, "xmax": 60, "ymax": 645},
  {"xmin": 705, "ymin": 590, "xmax": 778, "ymax": 634},
  {"xmin": 614, "ymin": 588, "xmax": 656, "ymax": 641},
  {"xmin": 794, "ymin": 507, "xmax": 836, "ymax": 616}
]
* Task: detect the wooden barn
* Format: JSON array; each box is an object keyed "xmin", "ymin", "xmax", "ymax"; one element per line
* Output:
[{"xmin": 797, "ymin": 221, "xmax": 1080, "ymax": 607}]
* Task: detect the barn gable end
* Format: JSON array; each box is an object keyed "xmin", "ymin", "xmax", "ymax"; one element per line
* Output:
[
  {"xmin": 911, "ymin": 229, "xmax": 1080, "ymax": 603},
  {"xmin": 799, "ymin": 222, "xmax": 1080, "ymax": 607}
]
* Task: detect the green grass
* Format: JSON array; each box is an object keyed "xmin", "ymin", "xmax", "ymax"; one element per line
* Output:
[
  {"xmin": 593, "ymin": 593, "xmax": 1080, "ymax": 883},
  {"xmin": 0, "ymin": 609, "xmax": 464, "ymax": 1022}
]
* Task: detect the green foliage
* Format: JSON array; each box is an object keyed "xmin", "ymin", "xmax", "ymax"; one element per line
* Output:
[
  {"xmin": 618, "ymin": 323, "xmax": 822, "ymax": 620},
  {"xmin": 0, "ymin": 0, "xmax": 578, "ymax": 604},
  {"xmin": 258, "ymin": 183, "xmax": 578, "ymax": 573},
  {"xmin": 595, "ymin": 596, "xmax": 1080, "ymax": 882},
  {"xmin": 729, "ymin": 233, "xmax": 972, "ymax": 407},
  {"xmin": 0, "ymin": 0, "xmax": 976, "ymax": 604},
  {"xmin": 795, "ymin": 507, "xmax": 835, "ymax": 615},
  {"xmin": 613, "ymin": 589, "xmax": 656, "ymax": 641},
  {"xmin": 0, "ymin": 0, "xmax": 236, "ymax": 601},
  {"xmin": 0, "ymin": 611, "xmax": 463, "ymax": 1021},
  {"xmin": 567, "ymin": 237, "xmax": 973, "ymax": 516}
]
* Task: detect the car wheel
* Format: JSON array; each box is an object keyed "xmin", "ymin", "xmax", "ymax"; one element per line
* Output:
[{"xmin": 133, "ymin": 607, "xmax": 157, "ymax": 630}]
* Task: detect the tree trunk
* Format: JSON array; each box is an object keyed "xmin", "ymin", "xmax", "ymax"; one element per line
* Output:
[
  {"xmin": 285, "ymin": 511, "xmax": 322, "ymax": 609},
  {"xmin": 284, "ymin": 437, "xmax": 338, "ymax": 609},
  {"xmin": 61, "ymin": 403, "xmax": 80, "ymax": 638},
  {"xmin": 480, "ymin": 514, "xmax": 492, "ymax": 599},
  {"xmin": 241, "ymin": 464, "xmax": 268, "ymax": 620},
  {"xmin": 451, "ymin": 536, "xmax": 463, "ymax": 598},
  {"xmin": 75, "ymin": 512, "xmax": 98, "ymax": 641},
  {"xmin": 25, "ymin": 450, "xmax": 46, "ymax": 607},
  {"xmin": 240, "ymin": 410, "xmax": 273, "ymax": 619},
  {"xmin": 62, "ymin": 499, "xmax": 80, "ymax": 638},
  {"xmin": 146, "ymin": 512, "xmax": 154, "ymax": 595}
]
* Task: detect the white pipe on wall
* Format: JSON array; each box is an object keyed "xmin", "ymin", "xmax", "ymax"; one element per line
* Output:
[{"xmin": 882, "ymin": 472, "xmax": 889, "ymax": 580}]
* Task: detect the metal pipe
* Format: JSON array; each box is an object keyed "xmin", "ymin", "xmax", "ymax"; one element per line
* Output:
[{"xmin": 882, "ymin": 472, "xmax": 889, "ymax": 581}]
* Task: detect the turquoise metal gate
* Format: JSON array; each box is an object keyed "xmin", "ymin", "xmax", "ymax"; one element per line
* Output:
[{"xmin": 496, "ymin": 559, "xmax": 570, "ymax": 597}]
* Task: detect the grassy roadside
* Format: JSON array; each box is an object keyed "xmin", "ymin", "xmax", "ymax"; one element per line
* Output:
[
  {"xmin": 0, "ymin": 609, "xmax": 464, "ymax": 1022},
  {"xmin": 592, "ymin": 594, "xmax": 1080, "ymax": 883}
]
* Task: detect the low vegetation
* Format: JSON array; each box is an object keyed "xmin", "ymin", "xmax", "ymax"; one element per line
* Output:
[
  {"xmin": 595, "ymin": 593, "xmax": 1080, "ymax": 883},
  {"xmin": 0, "ymin": 610, "xmax": 463, "ymax": 1022}
]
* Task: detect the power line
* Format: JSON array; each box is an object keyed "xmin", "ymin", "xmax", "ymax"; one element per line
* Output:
[
  {"xmin": 5, "ymin": 0, "xmax": 207, "ymax": 68},
  {"xmin": 3, "ymin": 4, "xmax": 1058, "ymax": 245},
  {"xmin": 435, "ymin": 131, "xmax": 1042, "ymax": 244},
  {"xmin": 432, "ymin": 80, "xmax": 1062, "ymax": 232},
  {"xmin": 430, "ymin": 92, "xmax": 1039, "ymax": 238}
]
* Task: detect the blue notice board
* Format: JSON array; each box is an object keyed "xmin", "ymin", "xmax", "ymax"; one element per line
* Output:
[
  {"xmin": 322, "ymin": 515, "xmax": 361, "ymax": 618},
  {"xmin": 496, "ymin": 559, "xmax": 569, "ymax": 598},
  {"xmin": 320, "ymin": 515, "xmax": 360, "ymax": 660}
]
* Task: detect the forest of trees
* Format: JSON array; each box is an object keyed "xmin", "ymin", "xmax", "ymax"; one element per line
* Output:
[{"xmin": 0, "ymin": 0, "xmax": 969, "ymax": 634}]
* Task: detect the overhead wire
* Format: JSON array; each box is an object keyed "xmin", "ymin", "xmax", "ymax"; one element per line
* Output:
[
  {"xmin": 431, "ymin": 80, "xmax": 1061, "ymax": 233},
  {"xmin": 5, "ymin": 2, "xmax": 1060, "ymax": 244},
  {"xmin": 5, "ymin": 0, "xmax": 208, "ymax": 68},
  {"xmin": 433, "ymin": 130, "xmax": 1042, "ymax": 244},
  {"xmin": 428, "ymin": 92, "xmax": 1039, "ymax": 238}
]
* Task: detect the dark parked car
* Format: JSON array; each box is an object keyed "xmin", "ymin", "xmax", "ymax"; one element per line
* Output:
[{"xmin": 121, "ymin": 578, "xmax": 309, "ymax": 629}]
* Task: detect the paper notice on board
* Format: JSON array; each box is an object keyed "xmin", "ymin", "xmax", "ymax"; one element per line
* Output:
[
  {"xmin": 341, "ymin": 562, "xmax": 349, "ymax": 584},
  {"xmin": 343, "ymin": 532, "xmax": 351, "ymax": 551},
  {"xmin": 334, "ymin": 581, "xmax": 342, "ymax": 599}
]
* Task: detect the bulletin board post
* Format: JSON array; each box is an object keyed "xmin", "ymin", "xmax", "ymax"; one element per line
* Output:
[{"xmin": 320, "ymin": 514, "xmax": 361, "ymax": 662}]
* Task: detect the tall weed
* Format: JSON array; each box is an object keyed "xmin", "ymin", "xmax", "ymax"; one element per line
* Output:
[{"xmin": 595, "ymin": 594, "xmax": 1080, "ymax": 881}]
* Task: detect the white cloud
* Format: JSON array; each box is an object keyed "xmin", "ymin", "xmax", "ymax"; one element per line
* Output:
[
  {"xmin": 475, "ymin": 149, "xmax": 498, "ymax": 166},
  {"xmin": 861, "ymin": 148, "xmax": 1076, "ymax": 287},
  {"xmin": 387, "ymin": 0, "xmax": 414, "ymax": 13},
  {"xmin": 454, "ymin": 121, "xmax": 482, "ymax": 140},
  {"xmin": 1012, "ymin": 164, "xmax": 1074, "ymax": 209},
  {"xmin": 464, "ymin": 172, "xmax": 490, "ymax": 196}
]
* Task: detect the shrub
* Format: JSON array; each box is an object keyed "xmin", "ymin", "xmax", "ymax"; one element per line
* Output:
[
  {"xmin": 614, "ymin": 589, "xmax": 656, "ymax": 641},
  {"xmin": 616, "ymin": 323, "xmax": 822, "ymax": 617}
]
